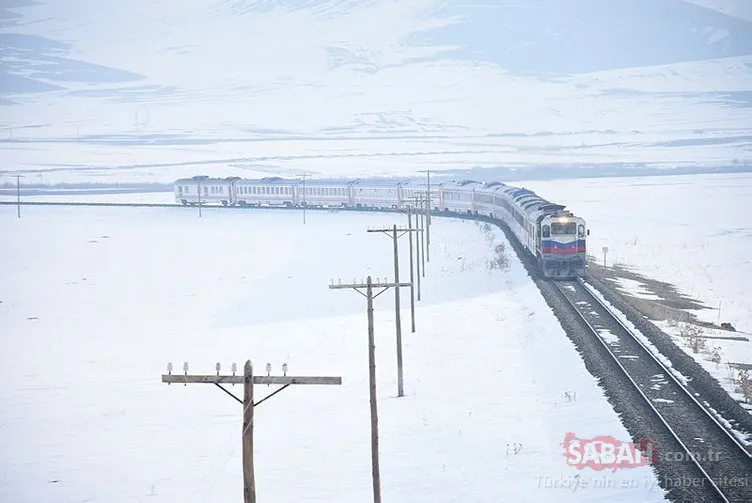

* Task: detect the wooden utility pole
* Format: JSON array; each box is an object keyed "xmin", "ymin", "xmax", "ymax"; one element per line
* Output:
[
  {"xmin": 410, "ymin": 195, "xmax": 427, "ymax": 282},
  {"xmin": 406, "ymin": 206, "xmax": 423, "ymax": 321},
  {"xmin": 411, "ymin": 206, "xmax": 421, "ymax": 301},
  {"xmin": 15, "ymin": 174, "xmax": 22, "ymax": 218},
  {"xmin": 243, "ymin": 361, "xmax": 255, "ymax": 503},
  {"xmin": 418, "ymin": 198, "xmax": 425, "ymax": 276},
  {"xmin": 367, "ymin": 225, "xmax": 421, "ymax": 391},
  {"xmin": 329, "ymin": 276, "xmax": 411, "ymax": 503},
  {"xmin": 297, "ymin": 173, "xmax": 307, "ymax": 224},
  {"xmin": 192, "ymin": 175, "xmax": 208, "ymax": 218},
  {"xmin": 425, "ymin": 169, "xmax": 431, "ymax": 262},
  {"xmin": 161, "ymin": 360, "xmax": 341, "ymax": 503}
]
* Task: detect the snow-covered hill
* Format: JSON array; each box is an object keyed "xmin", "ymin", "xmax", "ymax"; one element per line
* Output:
[{"xmin": 0, "ymin": 0, "xmax": 750, "ymax": 181}]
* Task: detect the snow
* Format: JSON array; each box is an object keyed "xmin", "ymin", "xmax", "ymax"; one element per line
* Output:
[
  {"xmin": 597, "ymin": 328, "xmax": 621, "ymax": 345},
  {"xmin": 683, "ymin": 0, "xmax": 752, "ymax": 21},
  {"xmin": 610, "ymin": 278, "xmax": 664, "ymax": 302},
  {"xmin": 0, "ymin": 205, "xmax": 667, "ymax": 502},
  {"xmin": 1, "ymin": 1, "xmax": 751, "ymax": 180},
  {"xmin": 584, "ymin": 281, "xmax": 693, "ymax": 388},
  {"xmin": 518, "ymin": 173, "xmax": 752, "ymax": 333},
  {"xmin": 656, "ymin": 319, "xmax": 752, "ymax": 414},
  {"xmin": 583, "ymin": 281, "xmax": 752, "ymax": 444},
  {"xmin": 0, "ymin": 190, "xmax": 175, "ymax": 205}
]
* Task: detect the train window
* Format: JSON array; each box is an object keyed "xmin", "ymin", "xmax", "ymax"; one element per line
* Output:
[
  {"xmin": 542, "ymin": 225, "xmax": 550, "ymax": 238},
  {"xmin": 203, "ymin": 186, "xmax": 208, "ymax": 195},
  {"xmin": 578, "ymin": 225, "xmax": 585, "ymax": 237},
  {"xmin": 551, "ymin": 222, "xmax": 576, "ymax": 234}
]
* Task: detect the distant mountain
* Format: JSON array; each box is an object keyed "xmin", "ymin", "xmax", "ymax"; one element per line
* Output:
[{"xmin": 410, "ymin": 0, "xmax": 752, "ymax": 74}]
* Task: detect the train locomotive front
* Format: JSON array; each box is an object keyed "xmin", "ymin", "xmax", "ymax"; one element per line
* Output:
[{"xmin": 538, "ymin": 212, "xmax": 587, "ymax": 279}]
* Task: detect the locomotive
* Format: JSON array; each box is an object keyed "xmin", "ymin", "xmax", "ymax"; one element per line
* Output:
[{"xmin": 173, "ymin": 176, "xmax": 588, "ymax": 279}]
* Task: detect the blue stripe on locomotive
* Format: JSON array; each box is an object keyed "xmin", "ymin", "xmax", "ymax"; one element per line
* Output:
[{"xmin": 541, "ymin": 240, "xmax": 586, "ymax": 249}]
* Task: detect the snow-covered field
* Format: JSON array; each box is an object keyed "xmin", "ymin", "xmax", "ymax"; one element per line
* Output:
[{"xmin": 0, "ymin": 204, "xmax": 667, "ymax": 502}]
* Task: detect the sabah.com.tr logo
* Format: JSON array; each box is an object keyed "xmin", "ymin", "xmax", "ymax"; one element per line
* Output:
[{"xmin": 562, "ymin": 432, "xmax": 657, "ymax": 471}]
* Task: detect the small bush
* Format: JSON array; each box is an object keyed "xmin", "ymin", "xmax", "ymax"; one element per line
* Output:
[
  {"xmin": 737, "ymin": 370, "xmax": 752, "ymax": 403},
  {"xmin": 678, "ymin": 322, "xmax": 705, "ymax": 353}
]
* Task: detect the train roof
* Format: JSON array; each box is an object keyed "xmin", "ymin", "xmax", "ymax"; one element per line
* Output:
[
  {"xmin": 351, "ymin": 178, "xmax": 409, "ymax": 187},
  {"xmin": 500, "ymin": 185, "xmax": 566, "ymax": 215},
  {"xmin": 235, "ymin": 177, "xmax": 297, "ymax": 185},
  {"xmin": 438, "ymin": 179, "xmax": 484, "ymax": 189},
  {"xmin": 299, "ymin": 177, "xmax": 360, "ymax": 186},
  {"xmin": 175, "ymin": 176, "xmax": 239, "ymax": 183}
]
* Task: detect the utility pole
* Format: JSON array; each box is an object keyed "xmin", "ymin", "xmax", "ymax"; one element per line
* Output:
[
  {"xmin": 417, "ymin": 196, "xmax": 426, "ymax": 277},
  {"xmin": 302, "ymin": 173, "xmax": 306, "ymax": 225},
  {"xmin": 161, "ymin": 360, "xmax": 341, "ymax": 503},
  {"xmin": 193, "ymin": 175, "xmax": 208, "ymax": 218},
  {"xmin": 425, "ymin": 169, "xmax": 431, "ymax": 262},
  {"xmin": 406, "ymin": 206, "xmax": 423, "ymax": 318},
  {"xmin": 411, "ymin": 205, "xmax": 421, "ymax": 301},
  {"xmin": 329, "ymin": 276, "xmax": 411, "ymax": 503},
  {"xmin": 367, "ymin": 224, "xmax": 421, "ymax": 391},
  {"xmin": 15, "ymin": 174, "xmax": 23, "ymax": 218},
  {"xmin": 297, "ymin": 173, "xmax": 307, "ymax": 224}
]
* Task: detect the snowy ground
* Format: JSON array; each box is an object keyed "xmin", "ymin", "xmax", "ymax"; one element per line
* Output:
[{"xmin": 0, "ymin": 204, "xmax": 667, "ymax": 502}]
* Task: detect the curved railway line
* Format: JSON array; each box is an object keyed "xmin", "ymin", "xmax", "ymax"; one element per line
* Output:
[
  {"xmin": 4, "ymin": 198, "xmax": 752, "ymax": 501},
  {"xmin": 554, "ymin": 279, "xmax": 752, "ymax": 502}
]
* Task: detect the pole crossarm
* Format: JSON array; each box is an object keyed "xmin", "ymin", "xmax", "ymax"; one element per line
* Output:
[
  {"xmin": 367, "ymin": 228, "xmax": 422, "ymax": 240},
  {"xmin": 329, "ymin": 281, "xmax": 411, "ymax": 290},
  {"xmin": 161, "ymin": 360, "xmax": 340, "ymax": 503},
  {"xmin": 162, "ymin": 374, "xmax": 342, "ymax": 385}
]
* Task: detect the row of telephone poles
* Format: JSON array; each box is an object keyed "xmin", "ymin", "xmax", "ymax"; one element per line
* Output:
[
  {"xmin": 328, "ymin": 171, "xmax": 433, "ymax": 503},
  {"xmin": 162, "ymin": 171, "xmax": 435, "ymax": 503}
]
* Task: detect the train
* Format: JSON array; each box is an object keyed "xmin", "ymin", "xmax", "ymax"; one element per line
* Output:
[{"xmin": 173, "ymin": 175, "xmax": 588, "ymax": 279}]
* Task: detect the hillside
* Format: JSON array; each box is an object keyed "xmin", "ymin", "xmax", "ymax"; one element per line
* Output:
[{"xmin": 0, "ymin": 0, "xmax": 750, "ymax": 181}]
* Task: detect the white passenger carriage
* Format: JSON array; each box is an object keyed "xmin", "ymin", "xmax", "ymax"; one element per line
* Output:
[
  {"xmin": 439, "ymin": 180, "xmax": 484, "ymax": 214},
  {"xmin": 350, "ymin": 179, "xmax": 402, "ymax": 209},
  {"xmin": 234, "ymin": 177, "xmax": 296, "ymax": 207},
  {"xmin": 297, "ymin": 178, "xmax": 354, "ymax": 208},
  {"xmin": 174, "ymin": 176, "xmax": 236, "ymax": 206}
]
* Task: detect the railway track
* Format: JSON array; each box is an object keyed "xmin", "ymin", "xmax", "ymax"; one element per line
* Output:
[
  {"xmin": 0, "ymin": 200, "xmax": 398, "ymax": 212},
  {"xmin": 554, "ymin": 278, "xmax": 752, "ymax": 503}
]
